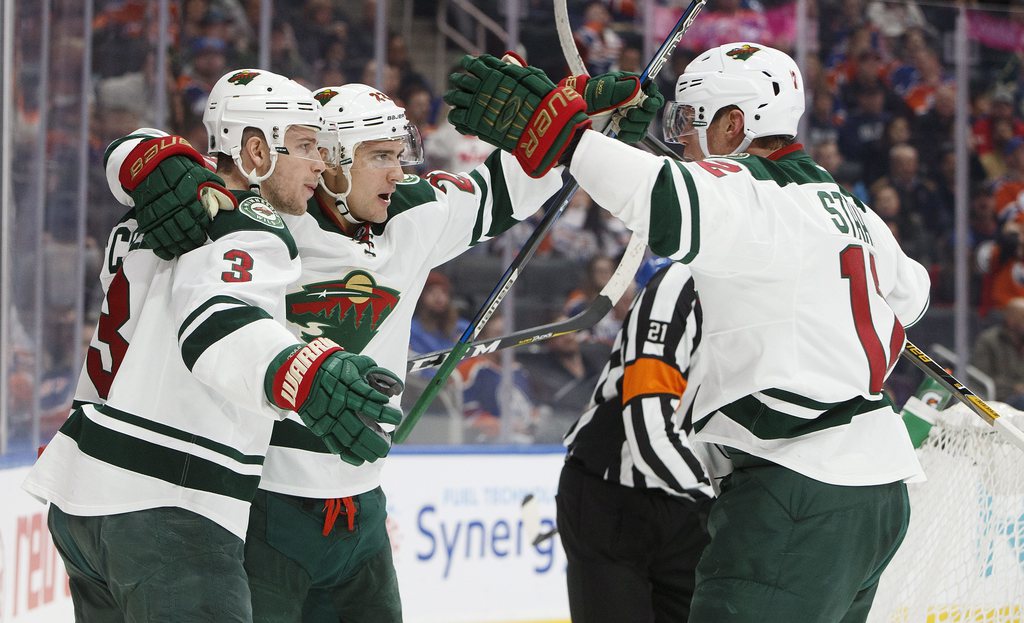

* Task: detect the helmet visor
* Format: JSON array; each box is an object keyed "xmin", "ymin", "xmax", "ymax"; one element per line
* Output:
[
  {"xmin": 663, "ymin": 103, "xmax": 698, "ymax": 144},
  {"xmin": 350, "ymin": 125, "xmax": 424, "ymax": 170}
]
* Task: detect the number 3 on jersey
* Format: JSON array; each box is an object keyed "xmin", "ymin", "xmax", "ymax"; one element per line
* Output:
[
  {"xmin": 87, "ymin": 269, "xmax": 130, "ymax": 399},
  {"xmin": 222, "ymin": 249, "xmax": 254, "ymax": 282},
  {"xmin": 840, "ymin": 244, "xmax": 905, "ymax": 394}
]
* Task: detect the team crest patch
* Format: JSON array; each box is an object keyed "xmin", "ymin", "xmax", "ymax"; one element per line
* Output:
[
  {"xmin": 399, "ymin": 174, "xmax": 420, "ymax": 184},
  {"xmin": 228, "ymin": 70, "xmax": 260, "ymax": 86},
  {"xmin": 238, "ymin": 196, "xmax": 285, "ymax": 229},
  {"xmin": 287, "ymin": 271, "xmax": 400, "ymax": 352},
  {"xmin": 726, "ymin": 44, "xmax": 761, "ymax": 61},
  {"xmin": 314, "ymin": 89, "xmax": 339, "ymax": 106}
]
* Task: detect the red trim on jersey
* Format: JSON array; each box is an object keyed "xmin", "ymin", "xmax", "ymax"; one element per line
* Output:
[{"xmin": 767, "ymin": 143, "xmax": 803, "ymax": 160}]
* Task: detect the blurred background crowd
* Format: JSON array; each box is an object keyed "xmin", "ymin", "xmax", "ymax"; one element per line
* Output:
[{"xmin": 4, "ymin": 0, "xmax": 1024, "ymax": 455}]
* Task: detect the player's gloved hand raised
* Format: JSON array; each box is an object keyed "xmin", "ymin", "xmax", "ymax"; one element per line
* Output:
[
  {"xmin": 119, "ymin": 136, "xmax": 236, "ymax": 261},
  {"xmin": 444, "ymin": 53, "xmax": 591, "ymax": 178},
  {"xmin": 265, "ymin": 338, "xmax": 404, "ymax": 466},
  {"xmin": 559, "ymin": 72, "xmax": 666, "ymax": 143}
]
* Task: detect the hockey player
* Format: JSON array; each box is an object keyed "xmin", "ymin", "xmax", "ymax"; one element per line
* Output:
[
  {"xmin": 22, "ymin": 70, "xmax": 402, "ymax": 622},
  {"xmin": 558, "ymin": 258, "xmax": 714, "ymax": 622},
  {"xmin": 445, "ymin": 43, "xmax": 931, "ymax": 622}
]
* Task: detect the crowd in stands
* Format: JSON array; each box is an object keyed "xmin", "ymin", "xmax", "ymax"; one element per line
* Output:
[{"xmin": 7, "ymin": 0, "xmax": 1024, "ymax": 449}]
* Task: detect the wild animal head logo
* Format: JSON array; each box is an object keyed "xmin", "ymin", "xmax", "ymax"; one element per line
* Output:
[
  {"xmin": 726, "ymin": 44, "xmax": 761, "ymax": 62},
  {"xmin": 287, "ymin": 271, "xmax": 400, "ymax": 352},
  {"xmin": 228, "ymin": 70, "xmax": 261, "ymax": 86},
  {"xmin": 314, "ymin": 89, "xmax": 339, "ymax": 106}
]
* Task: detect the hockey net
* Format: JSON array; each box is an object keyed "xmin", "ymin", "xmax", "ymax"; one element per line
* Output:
[{"xmin": 869, "ymin": 402, "xmax": 1024, "ymax": 623}]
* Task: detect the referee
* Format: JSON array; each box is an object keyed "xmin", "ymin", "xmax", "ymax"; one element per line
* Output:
[{"xmin": 557, "ymin": 258, "xmax": 714, "ymax": 623}]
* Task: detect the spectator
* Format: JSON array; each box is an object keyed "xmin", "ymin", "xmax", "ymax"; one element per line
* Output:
[
  {"xmin": 884, "ymin": 115, "xmax": 913, "ymax": 152},
  {"xmin": 838, "ymin": 49, "xmax": 908, "ymax": 118},
  {"xmin": 179, "ymin": 37, "xmax": 228, "ymax": 119},
  {"xmin": 311, "ymin": 35, "xmax": 350, "ymax": 87},
  {"xmin": 564, "ymin": 254, "xmax": 616, "ymax": 316},
  {"xmin": 872, "ymin": 183, "xmax": 932, "ymax": 265},
  {"xmin": 521, "ymin": 319, "xmax": 608, "ymax": 421},
  {"xmin": 977, "ymin": 217, "xmax": 1024, "ymax": 316},
  {"xmin": 973, "ymin": 86, "xmax": 1024, "ymax": 170},
  {"xmin": 900, "ymin": 48, "xmax": 954, "ymax": 115},
  {"xmin": 866, "ymin": 0, "xmax": 931, "ymax": 45},
  {"xmin": 550, "ymin": 189, "xmax": 630, "ymax": 262},
  {"xmin": 574, "ymin": 1, "xmax": 623, "ymax": 75},
  {"xmin": 409, "ymin": 270, "xmax": 470, "ymax": 355},
  {"xmin": 994, "ymin": 137, "xmax": 1024, "ymax": 222},
  {"xmin": 871, "ymin": 144, "xmax": 948, "ymax": 236},
  {"xmin": 269, "ymin": 22, "xmax": 309, "ymax": 82},
  {"xmin": 388, "ymin": 33, "xmax": 431, "ymax": 95},
  {"xmin": 805, "ymin": 89, "xmax": 845, "ymax": 149},
  {"xmin": 358, "ymin": 59, "xmax": 401, "ymax": 97},
  {"xmin": 838, "ymin": 83, "xmax": 892, "ymax": 185},
  {"xmin": 292, "ymin": 0, "xmax": 349, "ymax": 68},
  {"xmin": 399, "ymin": 82, "xmax": 437, "ymax": 137},
  {"xmin": 588, "ymin": 279, "xmax": 636, "ymax": 346},
  {"xmin": 456, "ymin": 315, "xmax": 539, "ymax": 443},
  {"xmin": 913, "ymin": 83, "xmax": 956, "ymax": 165},
  {"xmin": 972, "ymin": 297, "xmax": 1024, "ymax": 408}
]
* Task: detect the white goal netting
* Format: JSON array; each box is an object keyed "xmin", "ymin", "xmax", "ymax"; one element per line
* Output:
[{"xmin": 869, "ymin": 402, "xmax": 1024, "ymax": 623}]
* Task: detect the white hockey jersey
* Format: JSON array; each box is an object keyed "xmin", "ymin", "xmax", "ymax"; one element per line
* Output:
[
  {"xmin": 23, "ymin": 137, "xmax": 301, "ymax": 539},
  {"xmin": 260, "ymin": 151, "xmax": 564, "ymax": 497},
  {"xmin": 570, "ymin": 132, "xmax": 931, "ymax": 486}
]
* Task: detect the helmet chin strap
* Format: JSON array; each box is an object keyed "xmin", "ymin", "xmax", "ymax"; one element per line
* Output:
[
  {"xmin": 695, "ymin": 126, "xmax": 754, "ymax": 158},
  {"xmin": 318, "ymin": 170, "xmax": 364, "ymax": 226},
  {"xmin": 233, "ymin": 151, "xmax": 279, "ymax": 193}
]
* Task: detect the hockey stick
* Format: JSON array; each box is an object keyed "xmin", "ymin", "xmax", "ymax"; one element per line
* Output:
[
  {"xmin": 521, "ymin": 494, "xmax": 558, "ymax": 546},
  {"xmin": 407, "ymin": 233, "xmax": 646, "ymax": 372},
  {"xmin": 394, "ymin": 0, "xmax": 708, "ymax": 442},
  {"xmin": 405, "ymin": 140, "xmax": 672, "ymax": 373},
  {"xmin": 902, "ymin": 340, "xmax": 1024, "ymax": 452}
]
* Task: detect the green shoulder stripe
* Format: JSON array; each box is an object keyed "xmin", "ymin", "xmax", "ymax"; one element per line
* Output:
[
  {"xmin": 181, "ymin": 305, "xmax": 273, "ymax": 371},
  {"xmin": 208, "ymin": 191, "xmax": 298, "ymax": 259},
  {"xmin": 61, "ymin": 409, "xmax": 261, "ymax": 502},
  {"xmin": 383, "ymin": 175, "xmax": 438, "ymax": 221},
  {"xmin": 647, "ymin": 161, "xmax": 686, "ymax": 259},
  {"xmin": 723, "ymin": 151, "xmax": 833, "ymax": 187},
  {"xmin": 472, "ymin": 151, "xmax": 518, "ymax": 241}
]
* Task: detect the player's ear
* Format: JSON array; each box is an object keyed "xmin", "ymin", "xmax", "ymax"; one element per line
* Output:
[
  {"xmin": 242, "ymin": 134, "xmax": 270, "ymax": 171},
  {"xmin": 727, "ymin": 108, "xmax": 746, "ymax": 139}
]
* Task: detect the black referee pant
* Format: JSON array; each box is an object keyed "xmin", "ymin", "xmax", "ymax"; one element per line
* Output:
[{"xmin": 556, "ymin": 459, "xmax": 712, "ymax": 623}]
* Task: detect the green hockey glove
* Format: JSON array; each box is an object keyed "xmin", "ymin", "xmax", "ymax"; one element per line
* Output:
[
  {"xmin": 266, "ymin": 338, "xmax": 404, "ymax": 466},
  {"xmin": 444, "ymin": 53, "xmax": 591, "ymax": 177},
  {"xmin": 559, "ymin": 72, "xmax": 665, "ymax": 143},
  {"xmin": 120, "ymin": 136, "xmax": 236, "ymax": 261}
]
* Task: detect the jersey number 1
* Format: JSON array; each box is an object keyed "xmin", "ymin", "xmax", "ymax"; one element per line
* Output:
[{"xmin": 840, "ymin": 244, "xmax": 905, "ymax": 394}]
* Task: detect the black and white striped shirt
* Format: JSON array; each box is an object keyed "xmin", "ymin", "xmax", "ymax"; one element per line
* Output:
[{"xmin": 563, "ymin": 262, "xmax": 714, "ymax": 502}]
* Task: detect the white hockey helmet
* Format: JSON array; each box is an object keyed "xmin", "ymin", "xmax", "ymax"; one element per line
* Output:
[
  {"xmin": 204, "ymin": 69, "xmax": 325, "ymax": 187},
  {"xmin": 312, "ymin": 84, "xmax": 423, "ymax": 223},
  {"xmin": 664, "ymin": 42, "xmax": 805, "ymax": 156}
]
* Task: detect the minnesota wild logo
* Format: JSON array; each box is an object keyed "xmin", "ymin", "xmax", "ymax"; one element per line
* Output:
[
  {"xmin": 228, "ymin": 70, "xmax": 260, "ymax": 86},
  {"xmin": 314, "ymin": 89, "xmax": 339, "ymax": 106},
  {"xmin": 726, "ymin": 44, "xmax": 761, "ymax": 61},
  {"xmin": 287, "ymin": 271, "xmax": 400, "ymax": 352}
]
